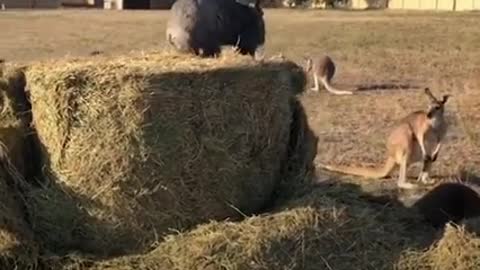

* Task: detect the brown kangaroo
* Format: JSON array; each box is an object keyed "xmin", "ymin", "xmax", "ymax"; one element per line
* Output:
[{"xmin": 319, "ymin": 88, "xmax": 450, "ymax": 189}]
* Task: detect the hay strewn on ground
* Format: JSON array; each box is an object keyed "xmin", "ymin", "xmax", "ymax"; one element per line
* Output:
[
  {"xmin": 0, "ymin": 66, "xmax": 38, "ymax": 269},
  {"xmin": 25, "ymin": 50, "xmax": 306, "ymax": 256},
  {"xmin": 398, "ymin": 221, "xmax": 480, "ymax": 270},
  {"xmin": 0, "ymin": 174, "xmax": 38, "ymax": 269},
  {"xmin": 48, "ymin": 184, "xmax": 480, "ymax": 270},
  {"xmin": 49, "ymin": 183, "xmax": 436, "ymax": 270}
]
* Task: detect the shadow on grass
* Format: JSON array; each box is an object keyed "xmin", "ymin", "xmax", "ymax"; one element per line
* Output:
[{"xmin": 355, "ymin": 82, "xmax": 422, "ymax": 92}]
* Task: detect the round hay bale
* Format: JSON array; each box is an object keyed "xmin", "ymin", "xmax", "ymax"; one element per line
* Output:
[
  {"xmin": 0, "ymin": 66, "xmax": 32, "ymax": 178},
  {"xmin": 25, "ymin": 50, "xmax": 306, "ymax": 255},
  {"xmin": 0, "ymin": 66, "xmax": 38, "ymax": 268}
]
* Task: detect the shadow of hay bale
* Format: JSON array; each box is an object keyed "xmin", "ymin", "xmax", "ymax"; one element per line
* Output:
[
  {"xmin": 397, "ymin": 222, "xmax": 480, "ymax": 270},
  {"xmin": 26, "ymin": 181, "xmax": 130, "ymax": 257},
  {"xmin": 0, "ymin": 65, "xmax": 39, "ymax": 268},
  {"xmin": 318, "ymin": 165, "xmax": 480, "ymax": 232},
  {"xmin": 43, "ymin": 182, "xmax": 480, "ymax": 270},
  {"xmin": 266, "ymin": 97, "xmax": 319, "ymax": 210},
  {"xmin": 462, "ymin": 216, "xmax": 480, "ymax": 236},
  {"xmin": 0, "ymin": 173, "xmax": 38, "ymax": 269},
  {"xmin": 59, "ymin": 181, "xmax": 439, "ymax": 270},
  {"xmin": 24, "ymin": 51, "xmax": 308, "ymax": 256}
]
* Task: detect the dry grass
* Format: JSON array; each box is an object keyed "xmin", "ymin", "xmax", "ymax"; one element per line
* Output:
[
  {"xmin": 24, "ymin": 49, "xmax": 306, "ymax": 256},
  {"xmin": 0, "ymin": 8, "xmax": 478, "ymax": 270},
  {"xmin": 2, "ymin": 8, "xmax": 479, "ymax": 177},
  {"xmin": 398, "ymin": 222, "xmax": 480, "ymax": 270}
]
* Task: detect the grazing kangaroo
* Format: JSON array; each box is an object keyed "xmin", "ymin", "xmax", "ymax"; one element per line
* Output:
[
  {"xmin": 304, "ymin": 55, "xmax": 354, "ymax": 95},
  {"xmin": 319, "ymin": 88, "xmax": 450, "ymax": 189}
]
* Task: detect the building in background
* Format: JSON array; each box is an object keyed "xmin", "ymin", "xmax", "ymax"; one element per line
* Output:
[
  {"xmin": 62, "ymin": 0, "xmax": 103, "ymax": 7},
  {"xmin": 1, "ymin": 0, "xmax": 478, "ymax": 10},
  {"xmin": 348, "ymin": 0, "xmax": 480, "ymax": 10},
  {"xmin": 1, "ymin": 0, "xmax": 60, "ymax": 8},
  {"xmin": 387, "ymin": 0, "xmax": 480, "ymax": 10},
  {"xmin": 99, "ymin": 0, "xmax": 176, "ymax": 9},
  {"xmin": 0, "ymin": 0, "xmax": 174, "ymax": 9}
]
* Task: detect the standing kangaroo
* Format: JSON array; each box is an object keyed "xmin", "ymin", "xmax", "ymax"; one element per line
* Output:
[
  {"xmin": 304, "ymin": 55, "xmax": 354, "ymax": 95},
  {"xmin": 319, "ymin": 88, "xmax": 450, "ymax": 189}
]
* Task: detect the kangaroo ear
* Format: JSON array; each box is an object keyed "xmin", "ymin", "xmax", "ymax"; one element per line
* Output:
[
  {"xmin": 424, "ymin": 87, "xmax": 439, "ymax": 103},
  {"xmin": 0, "ymin": 59, "xmax": 4, "ymax": 77},
  {"xmin": 441, "ymin": 94, "xmax": 450, "ymax": 104}
]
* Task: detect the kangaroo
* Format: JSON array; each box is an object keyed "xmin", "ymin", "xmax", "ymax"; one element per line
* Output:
[
  {"xmin": 304, "ymin": 55, "xmax": 354, "ymax": 95},
  {"xmin": 319, "ymin": 88, "xmax": 450, "ymax": 189}
]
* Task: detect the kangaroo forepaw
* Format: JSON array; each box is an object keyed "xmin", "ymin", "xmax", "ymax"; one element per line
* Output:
[
  {"xmin": 398, "ymin": 182, "xmax": 418, "ymax": 190},
  {"xmin": 417, "ymin": 172, "xmax": 435, "ymax": 185}
]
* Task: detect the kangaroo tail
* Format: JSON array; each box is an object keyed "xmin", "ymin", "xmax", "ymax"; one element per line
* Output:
[
  {"xmin": 319, "ymin": 156, "xmax": 396, "ymax": 179},
  {"xmin": 321, "ymin": 77, "xmax": 354, "ymax": 95}
]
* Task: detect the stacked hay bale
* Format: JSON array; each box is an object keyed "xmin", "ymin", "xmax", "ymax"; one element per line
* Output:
[
  {"xmin": 0, "ymin": 66, "xmax": 38, "ymax": 268},
  {"xmin": 25, "ymin": 51, "xmax": 306, "ymax": 256}
]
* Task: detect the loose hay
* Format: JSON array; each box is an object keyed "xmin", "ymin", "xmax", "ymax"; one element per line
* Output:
[
  {"xmin": 25, "ymin": 50, "xmax": 306, "ymax": 256},
  {"xmin": 0, "ymin": 66, "xmax": 38, "ymax": 268},
  {"xmin": 54, "ymin": 183, "xmax": 436, "ymax": 270},
  {"xmin": 397, "ymin": 222, "xmax": 480, "ymax": 270},
  {"xmin": 0, "ymin": 174, "xmax": 38, "ymax": 269}
]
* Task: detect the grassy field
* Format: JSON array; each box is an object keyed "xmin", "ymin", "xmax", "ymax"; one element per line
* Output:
[{"xmin": 2, "ymin": 8, "xmax": 480, "ymax": 269}]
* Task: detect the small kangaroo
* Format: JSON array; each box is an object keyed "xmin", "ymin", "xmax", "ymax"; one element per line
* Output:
[
  {"xmin": 319, "ymin": 88, "xmax": 450, "ymax": 189},
  {"xmin": 304, "ymin": 55, "xmax": 354, "ymax": 95}
]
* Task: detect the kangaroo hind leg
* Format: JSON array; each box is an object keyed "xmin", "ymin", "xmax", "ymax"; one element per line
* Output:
[{"xmin": 397, "ymin": 150, "xmax": 417, "ymax": 189}]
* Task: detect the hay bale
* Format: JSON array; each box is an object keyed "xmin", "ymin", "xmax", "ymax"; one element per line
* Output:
[
  {"xmin": 25, "ymin": 50, "xmax": 306, "ymax": 255},
  {"xmin": 0, "ymin": 66, "xmax": 38, "ymax": 268},
  {"xmin": 0, "ymin": 66, "xmax": 32, "ymax": 178},
  {"xmin": 0, "ymin": 175, "xmax": 38, "ymax": 268},
  {"xmin": 62, "ymin": 183, "xmax": 435, "ymax": 270},
  {"xmin": 397, "ymin": 223, "xmax": 480, "ymax": 270}
]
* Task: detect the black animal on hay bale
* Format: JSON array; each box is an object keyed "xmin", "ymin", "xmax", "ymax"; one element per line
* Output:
[{"xmin": 166, "ymin": 0, "xmax": 265, "ymax": 60}]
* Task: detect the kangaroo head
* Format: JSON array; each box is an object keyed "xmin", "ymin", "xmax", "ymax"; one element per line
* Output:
[
  {"xmin": 424, "ymin": 87, "xmax": 450, "ymax": 118},
  {"xmin": 303, "ymin": 57, "xmax": 313, "ymax": 72}
]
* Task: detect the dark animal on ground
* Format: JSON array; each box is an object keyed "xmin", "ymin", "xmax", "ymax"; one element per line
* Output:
[
  {"xmin": 413, "ymin": 183, "xmax": 480, "ymax": 228},
  {"xmin": 166, "ymin": 0, "xmax": 265, "ymax": 59}
]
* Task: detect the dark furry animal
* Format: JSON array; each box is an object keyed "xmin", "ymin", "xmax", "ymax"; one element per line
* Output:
[
  {"xmin": 413, "ymin": 182, "xmax": 480, "ymax": 228},
  {"xmin": 166, "ymin": 0, "xmax": 265, "ymax": 59}
]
